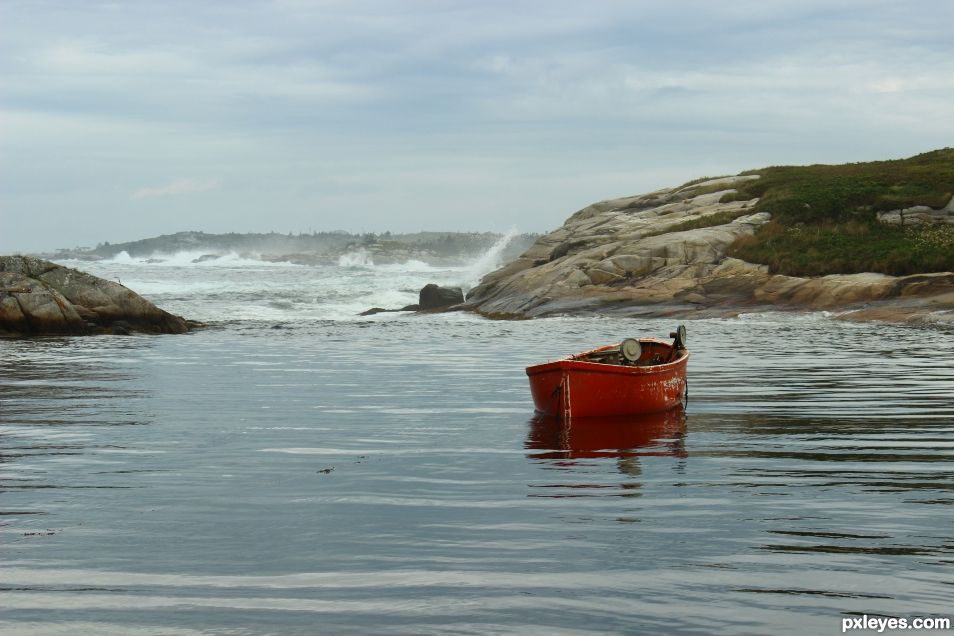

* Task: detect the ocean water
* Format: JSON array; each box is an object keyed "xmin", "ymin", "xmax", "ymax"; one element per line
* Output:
[{"xmin": 2, "ymin": 249, "xmax": 953, "ymax": 635}]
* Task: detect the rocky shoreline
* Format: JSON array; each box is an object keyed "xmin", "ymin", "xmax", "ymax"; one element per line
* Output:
[
  {"xmin": 0, "ymin": 256, "xmax": 200, "ymax": 337},
  {"xmin": 6, "ymin": 170, "xmax": 953, "ymax": 335},
  {"xmin": 463, "ymin": 176, "xmax": 954, "ymax": 326}
]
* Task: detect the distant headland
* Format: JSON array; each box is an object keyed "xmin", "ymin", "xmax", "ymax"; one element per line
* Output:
[
  {"xmin": 44, "ymin": 230, "xmax": 540, "ymax": 267},
  {"xmin": 465, "ymin": 149, "xmax": 954, "ymax": 325}
]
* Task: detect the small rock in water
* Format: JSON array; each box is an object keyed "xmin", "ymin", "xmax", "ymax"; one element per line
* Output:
[{"xmin": 418, "ymin": 283, "xmax": 464, "ymax": 310}]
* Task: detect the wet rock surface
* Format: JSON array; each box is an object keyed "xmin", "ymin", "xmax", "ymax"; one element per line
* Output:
[
  {"xmin": 358, "ymin": 284, "xmax": 464, "ymax": 316},
  {"xmin": 418, "ymin": 284, "xmax": 464, "ymax": 310}
]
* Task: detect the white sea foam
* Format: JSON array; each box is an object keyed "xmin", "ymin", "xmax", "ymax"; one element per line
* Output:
[
  {"xmin": 108, "ymin": 250, "xmax": 297, "ymax": 267},
  {"xmin": 337, "ymin": 250, "xmax": 374, "ymax": 268},
  {"xmin": 54, "ymin": 230, "xmax": 523, "ymax": 322}
]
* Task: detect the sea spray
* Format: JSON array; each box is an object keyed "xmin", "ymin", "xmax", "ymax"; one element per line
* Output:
[
  {"xmin": 337, "ymin": 250, "xmax": 374, "ymax": 268},
  {"xmin": 460, "ymin": 227, "xmax": 519, "ymax": 291}
]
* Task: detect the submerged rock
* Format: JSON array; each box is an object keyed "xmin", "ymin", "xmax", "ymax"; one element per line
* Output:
[
  {"xmin": 0, "ymin": 255, "xmax": 201, "ymax": 337},
  {"xmin": 359, "ymin": 307, "xmax": 390, "ymax": 316}
]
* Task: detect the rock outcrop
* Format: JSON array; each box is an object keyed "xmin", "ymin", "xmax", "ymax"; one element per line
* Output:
[
  {"xmin": 357, "ymin": 284, "xmax": 465, "ymax": 316},
  {"xmin": 418, "ymin": 284, "xmax": 464, "ymax": 310},
  {"xmin": 0, "ymin": 256, "xmax": 199, "ymax": 337},
  {"xmin": 465, "ymin": 177, "xmax": 954, "ymax": 324},
  {"xmin": 877, "ymin": 196, "xmax": 954, "ymax": 226}
]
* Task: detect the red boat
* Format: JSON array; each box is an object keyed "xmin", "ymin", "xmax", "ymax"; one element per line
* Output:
[{"xmin": 526, "ymin": 326, "xmax": 689, "ymax": 419}]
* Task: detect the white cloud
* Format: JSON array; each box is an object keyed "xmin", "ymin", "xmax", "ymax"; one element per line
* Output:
[{"xmin": 131, "ymin": 178, "xmax": 223, "ymax": 200}]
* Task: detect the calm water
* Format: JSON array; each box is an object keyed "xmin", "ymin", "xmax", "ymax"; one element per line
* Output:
[{"xmin": 2, "ymin": 254, "xmax": 953, "ymax": 635}]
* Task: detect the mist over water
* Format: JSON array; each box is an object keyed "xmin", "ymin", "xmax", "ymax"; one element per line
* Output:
[{"xmin": 2, "ymin": 248, "xmax": 953, "ymax": 634}]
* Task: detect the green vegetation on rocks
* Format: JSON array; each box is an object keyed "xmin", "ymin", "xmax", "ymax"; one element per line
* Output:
[{"xmin": 726, "ymin": 149, "xmax": 954, "ymax": 276}]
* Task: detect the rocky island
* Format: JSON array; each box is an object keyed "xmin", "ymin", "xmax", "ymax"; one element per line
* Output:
[
  {"xmin": 466, "ymin": 150, "xmax": 954, "ymax": 325},
  {"xmin": 0, "ymin": 256, "xmax": 199, "ymax": 337}
]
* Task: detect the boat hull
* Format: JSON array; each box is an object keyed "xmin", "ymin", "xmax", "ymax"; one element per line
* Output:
[{"xmin": 526, "ymin": 340, "xmax": 688, "ymax": 418}]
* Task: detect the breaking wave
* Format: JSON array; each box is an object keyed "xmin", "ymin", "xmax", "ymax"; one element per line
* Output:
[
  {"xmin": 335, "ymin": 229, "xmax": 520, "ymax": 290},
  {"xmin": 56, "ymin": 228, "xmax": 523, "ymax": 322},
  {"xmin": 108, "ymin": 250, "xmax": 297, "ymax": 267},
  {"xmin": 459, "ymin": 227, "xmax": 519, "ymax": 290},
  {"xmin": 337, "ymin": 250, "xmax": 374, "ymax": 268}
]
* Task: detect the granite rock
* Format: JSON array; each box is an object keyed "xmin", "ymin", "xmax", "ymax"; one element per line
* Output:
[
  {"xmin": 465, "ymin": 177, "xmax": 954, "ymax": 325},
  {"xmin": 0, "ymin": 255, "xmax": 199, "ymax": 337}
]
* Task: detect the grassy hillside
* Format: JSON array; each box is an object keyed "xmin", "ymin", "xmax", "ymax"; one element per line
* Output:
[{"xmin": 722, "ymin": 149, "xmax": 954, "ymax": 276}]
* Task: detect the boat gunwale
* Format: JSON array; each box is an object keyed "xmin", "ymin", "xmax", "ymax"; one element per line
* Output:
[{"xmin": 525, "ymin": 338, "xmax": 688, "ymax": 377}]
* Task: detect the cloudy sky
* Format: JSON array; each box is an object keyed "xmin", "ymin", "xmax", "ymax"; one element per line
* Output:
[{"xmin": 3, "ymin": 0, "xmax": 953, "ymax": 253}]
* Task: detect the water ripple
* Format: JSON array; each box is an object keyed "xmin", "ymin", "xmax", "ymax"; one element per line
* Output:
[{"xmin": 2, "ymin": 313, "xmax": 953, "ymax": 633}]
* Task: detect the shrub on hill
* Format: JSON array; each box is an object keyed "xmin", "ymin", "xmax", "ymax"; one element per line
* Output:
[{"xmin": 725, "ymin": 149, "xmax": 954, "ymax": 276}]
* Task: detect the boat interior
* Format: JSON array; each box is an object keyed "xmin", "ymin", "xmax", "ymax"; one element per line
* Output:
[{"xmin": 571, "ymin": 326, "xmax": 687, "ymax": 367}]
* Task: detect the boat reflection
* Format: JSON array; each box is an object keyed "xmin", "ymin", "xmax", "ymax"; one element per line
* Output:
[{"xmin": 526, "ymin": 405, "xmax": 687, "ymax": 461}]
